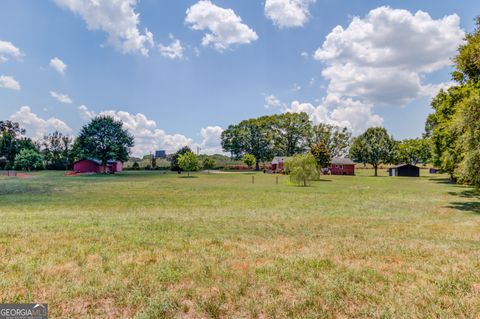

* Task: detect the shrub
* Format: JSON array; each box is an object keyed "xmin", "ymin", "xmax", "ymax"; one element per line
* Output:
[
  {"xmin": 14, "ymin": 149, "xmax": 43, "ymax": 171},
  {"xmin": 285, "ymin": 153, "xmax": 318, "ymax": 186},
  {"xmin": 242, "ymin": 154, "xmax": 256, "ymax": 169}
]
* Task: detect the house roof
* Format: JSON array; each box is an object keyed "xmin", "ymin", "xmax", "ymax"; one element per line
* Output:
[
  {"xmin": 272, "ymin": 156, "xmax": 291, "ymax": 164},
  {"xmin": 75, "ymin": 158, "xmax": 119, "ymax": 165},
  {"xmin": 390, "ymin": 163, "xmax": 419, "ymax": 169},
  {"xmin": 331, "ymin": 158, "xmax": 355, "ymax": 165}
]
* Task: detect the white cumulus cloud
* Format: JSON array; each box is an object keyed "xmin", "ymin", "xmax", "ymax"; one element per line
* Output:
[
  {"xmin": 185, "ymin": 0, "xmax": 258, "ymax": 51},
  {"xmin": 50, "ymin": 91, "xmax": 73, "ymax": 104},
  {"xmin": 284, "ymin": 94, "xmax": 383, "ymax": 134},
  {"xmin": 264, "ymin": 94, "xmax": 282, "ymax": 109},
  {"xmin": 0, "ymin": 40, "xmax": 23, "ymax": 63},
  {"xmin": 10, "ymin": 106, "xmax": 72, "ymax": 138},
  {"xmin": 199, "ymin": 126, "xmax": 224, "ymax": 154},
  {"xmin": 49, "ymin": 57, "xmax": 67, "ymax": 75},
  {"xmin": 54, "ymin": 0, "xmax": 154, "ymax": 56},
  {"xmin": 314, "ymin": 6, "xmax": 465, "ymax": 106},
  {"xmin": 265, "ymin": 0, "xmax": 316, "ymax": 28},
  {"xmin": 0, "ymin": 75, "xmax": 21, "ymax": 90},
  {"xmin": 159, "ymin": 35, "xmax": 184, "ymax": 59}
]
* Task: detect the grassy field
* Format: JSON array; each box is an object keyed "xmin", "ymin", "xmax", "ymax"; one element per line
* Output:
[{"xmin": 0, "ymin": 170, "xmax": 479, "ymax": 318}]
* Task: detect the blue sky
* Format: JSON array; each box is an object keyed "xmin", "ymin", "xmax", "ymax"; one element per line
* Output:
[{"xmin": 0, "ymin": 0, "xmax": 478, "ymax": 155}]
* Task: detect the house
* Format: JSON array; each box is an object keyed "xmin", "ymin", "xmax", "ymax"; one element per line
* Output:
[
  {"xmin": 389, "ymin": 164, "xmax": 420, "ymax": 177},
  {"xmin": 271, "ymin": 156, "xmax": 291, "ymax": 173},
  {"xmin": 73, "ymin": 159, "xmax": 123, "ymax": 174},
  {"xmin": 155, "ymin": 150, "xmax": 167, "ymax": 159},
  {"xmin": 330, "ymin": 158, "xmax": 355, "ymax": 175}
]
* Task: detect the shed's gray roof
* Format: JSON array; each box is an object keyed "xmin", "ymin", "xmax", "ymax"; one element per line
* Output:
[
  {"xmin": 272, "ymin": 156, "xmax": 291, "ymax": 164},
  {"xmin": 390, "ymin": 163, "xmax": 419, "ymax": 169},
  {"xmin": 331, "ymin": 158, "xmax": 355, "ymax": 165}
]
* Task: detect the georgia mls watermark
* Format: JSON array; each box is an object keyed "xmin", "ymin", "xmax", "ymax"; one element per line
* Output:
[{"xmin": 0, "ymin": 304, "xmax": 48, "ymax": 319}]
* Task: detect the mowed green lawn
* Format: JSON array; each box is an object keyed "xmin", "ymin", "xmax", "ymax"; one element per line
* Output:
[{"xmin": 0, "ymin": 170, "xmax": 480, "ymax": 318}]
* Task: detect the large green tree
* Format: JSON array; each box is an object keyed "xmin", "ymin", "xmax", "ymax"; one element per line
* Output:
[
  {"xmin": 426, "ymin": 18, "xmax": 480, "ymax": 184},
  {"xmin": 425, "ymin": 86, "xmax": 467, "ymax": 180},
  {"xmin": 270, "ymin": 112, "xmax": 311, "ymax": 156},
  {"xmin": 349, "ymin": 127, "xmax": 396, "ymax": 176},
  {"xmin": 308, "ymin": 123, "xmax": 352, "ymax": 158},
  {"xmin": 0, "ymin": 120, "xmax": 27, "ymax": 169},
  {"xmin": 221, "ymin": 117, "xmax": 274, "ymax": 170},
  {"xmin": 397, "ymin": 138, "xmax": 431, "ymax": 165},
  {"xmin": 74, "ymin": 116, "xmax": 134, "ymax": 173},
  {"xmin": 42, "ymin": 131, "xmax": 73, "ymax": 170}
]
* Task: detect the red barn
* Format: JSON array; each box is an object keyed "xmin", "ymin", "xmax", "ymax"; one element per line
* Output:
[
  {"xmin": 271, "ymin": 156, "xmax": 291, "ymax": 173},
  {"xmin": 329, "ymin": 158, "xmax": 355, "ymax": 175},
  {"xmin": 73, "ymin": 159, "xmax": 123, "ymax": 174}
]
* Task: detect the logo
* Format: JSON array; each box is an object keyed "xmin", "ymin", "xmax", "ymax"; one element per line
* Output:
[{"xmin": 0, "ymin": 304, "xmax": 48, "ymax": 319}]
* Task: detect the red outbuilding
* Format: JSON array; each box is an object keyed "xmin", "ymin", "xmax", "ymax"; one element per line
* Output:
[
  {"xmin": 73, "ymin": 159, "xmax": 123, "ymax": 174},
  {"xmin": 271, "ymin": 156, "xmax": 291, "ymax": 173},
  {"xmin": 329, "ymin": 158, "xmax": 355, "ymax": 175}
]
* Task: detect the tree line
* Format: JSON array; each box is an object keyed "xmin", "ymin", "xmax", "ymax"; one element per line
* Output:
[
  {"xmin": 220, "ymin": 112, "xmax": 432, "ymax": 175},
  {"xmin": 221, "ymin": 113, "xmax": 352, "ymax": 170},
  {"xmin": 425, "ymin": 17, "xmax": 480, "ymax": 187},
  {"xmin": 0, "ymin": 116, "xmax": 133, "ymax": 172}
]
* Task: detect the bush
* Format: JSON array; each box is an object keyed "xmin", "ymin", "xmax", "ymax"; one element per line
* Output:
[
  {"xmin": 242, "ymin": 154, "xmax": 256, "ymax": 169},
  {"xmin": 14, "ymin": 149, "xmax": 44, "ymax": 171},
  {"xmin": 285, "ymin": 154, "xmax": 318, "ymax": 186}
]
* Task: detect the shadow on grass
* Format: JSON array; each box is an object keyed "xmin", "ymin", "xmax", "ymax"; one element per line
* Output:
[
  {"xmin": 448, "ymin": 201, "xmax": 480, "ymax": 214},
  {"xmin": 429, "ymin": 177, "xmax": 456, "ymax": 184},
  {"xmin": 179, "ymin": 175, "xmax": 199, "ymax": 179},
  {"xmin": 446, "ymin": 187, "xmax": 480, "ymax": 215},
  {"xmin": 448, "ymin": 189, "xmax": 480, "ymax": 198},
  {"xmin": 0, "ymin": 181, "xmax": 55, "ymax": 196}
]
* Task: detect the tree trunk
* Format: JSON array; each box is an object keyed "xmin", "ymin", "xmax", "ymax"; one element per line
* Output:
[
  {"xmin": 449, "ymin": 172, "xmax": 456, "ymax": 183},
  {"xmin": 374, "ymin": 165, "xmax": 378, "ymax": 177},
  {"xmin": 255, "ymin": 160, "xmax": 260, "ymax": 171},
  {"xmin": 102, "ymin": 161, "xmax": 107, "ymax": 174}
]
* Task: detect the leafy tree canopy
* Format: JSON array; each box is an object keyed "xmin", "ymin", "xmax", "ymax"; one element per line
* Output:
[
  {"xmin": 178, "ymin": 151, "xmax": 199, "ymax": 176},
  {"xmin": 310, "ymin": 141, "xmax": 332, "ymax": 174},
  {"xmin": 171, "ymin": 146, "xmax": 193, "ymax": 171},
  {"xmin": 309, "ymin": 123, "xmax": 351, "ymax": 158},
  {"xmin": 397, "ymin": 138, "xmax": 431, "ymax": 166},
  {"xmin": 15, "ymin": 149, "xmax": 43, "ymax": 171},
  {"xmin": 350, "ymin": 127, "xmax": 396, "ymax": 176},
  {"xmin": 74, "ymin": 116, "xmax": 134, "ymax": 173},
  {"xmin": 242, "ymin": 154, "xmax": 256, "ymax": 168}
]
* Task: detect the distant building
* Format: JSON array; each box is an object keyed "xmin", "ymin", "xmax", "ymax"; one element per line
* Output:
[
  {"xmin": 74, "ymin": 159, "xmax": 123, "ymax": 174},
  {"xmin": 389, "ymin": 164, "xmax": 420, "ymax": 177},
  {"xmin": 329, "ymin": 158, "xmax": 355, "ymax": 175},
  {"xmin": 155, "ymin": 150, "xmax": 167, "ymax": 159},
  {"xmin": 271, "ymin": 156, "xmax": 291, "ymax": 173}
]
